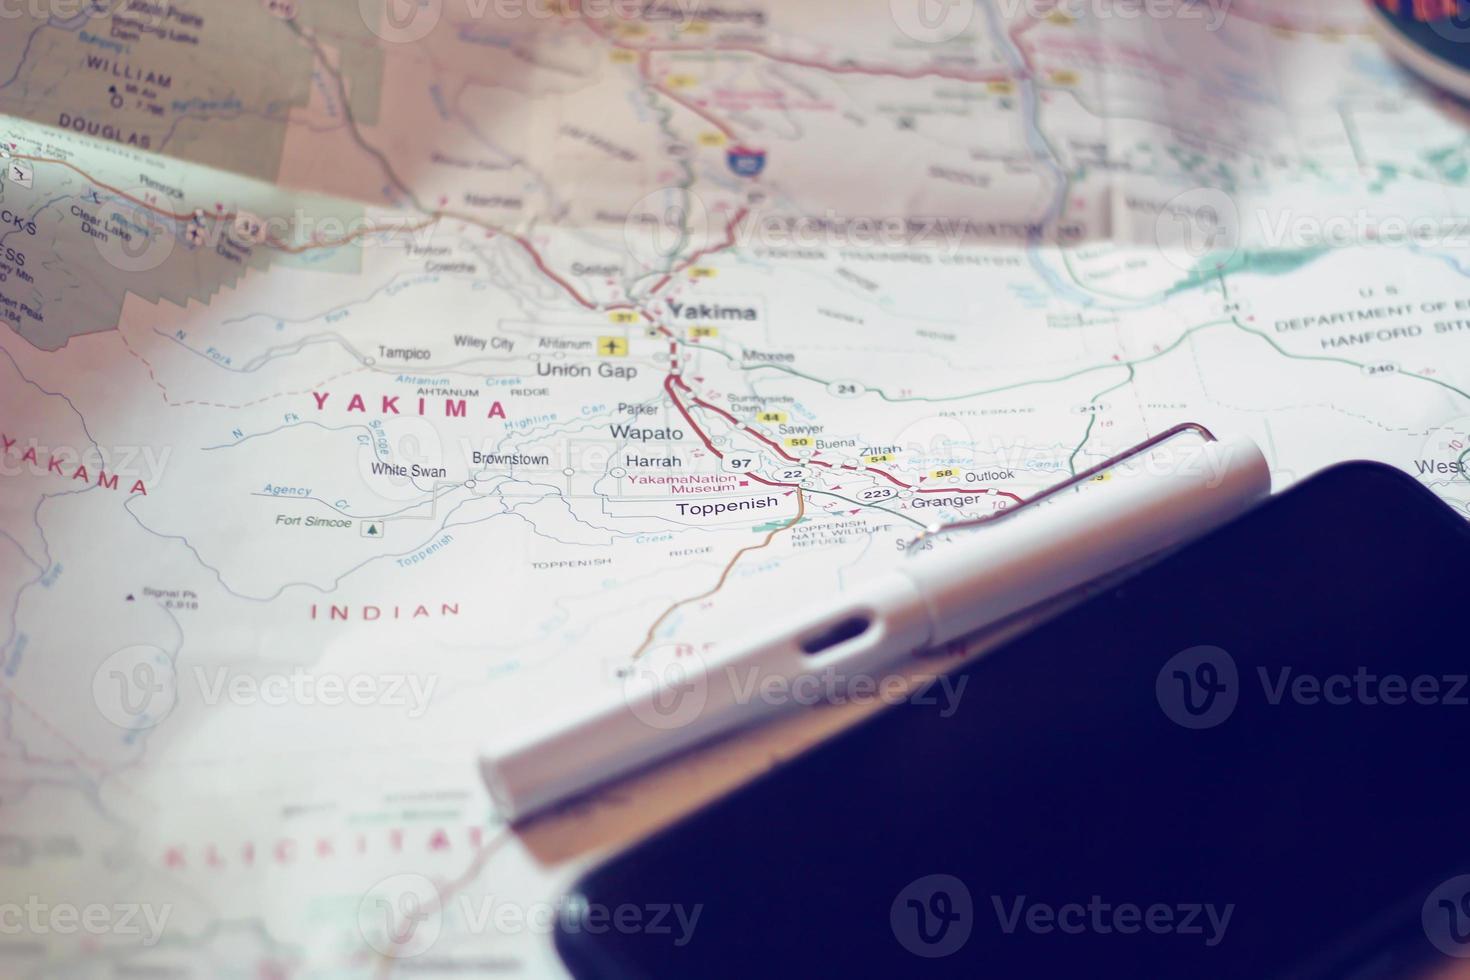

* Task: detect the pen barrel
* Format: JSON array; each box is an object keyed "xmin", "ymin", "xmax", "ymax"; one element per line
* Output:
[
  {"xmin": 905, "ymin": 435, "xmax": 1271, "ymax": 645},
  {"xmin": 480, "ymin": 569, "xmax": 932, "ymax": 823},
  {"xmin": 481, "ymin": 435, "xmax": 1270, "ymax": 823}
]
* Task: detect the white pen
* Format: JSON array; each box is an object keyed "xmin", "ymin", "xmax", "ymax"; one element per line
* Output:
[{"xmin": 480, "ymin": 425, "xmax": 1272, "ymax": 822}]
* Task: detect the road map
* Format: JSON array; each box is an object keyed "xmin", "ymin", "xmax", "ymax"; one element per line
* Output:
[{"xmin": 3, "ymin": 0, "xmax": 1470, "ymax": 974}]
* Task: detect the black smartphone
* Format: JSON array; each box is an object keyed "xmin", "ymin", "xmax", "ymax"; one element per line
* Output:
[{"xmin": 555, "ymin": 462, "xmax": 1470, "ymax": 979}]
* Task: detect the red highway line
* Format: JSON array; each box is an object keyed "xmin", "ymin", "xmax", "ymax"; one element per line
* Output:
[
  {"xmin": 637, "ymin": 48, "xmax": 741, "ymax": 142},
  {"xmin": 654, "ymin": 82, "xmax": 739, "ymax": 141},
  {"xmin": 664, "ymin": 374, "xmax": 801, "ymax": 490},
  {"xmin": 578, "ymin": 15, "xmax": 1016, "ymax": 84},
  {"xmin": 686, "ymin": 206, "xmax": 750, "ymax": 268},
  {"xmin": 503, "ymin": 232, "xmax": 602, "ymax": 310},
  {"xmin": 690, "ymin": 395, "xmax": 739, "ymax": 425},
  {"xmin": 664, "ymin": 374, "xmax": 724, "ymax": 459},
  {"xmin": 867, "ymin": 467, "xmax": 911, "ymax": 488},
  {"xmin": 652, "ymin": 206, "xmax": 751, "ymax": 297},
  {"xmin": 742, "ymin": 425, "xmax": 800, "ymax": 462},
  {"xmin": 673, "ymin": 379, "xmax": 1026, "ymax": 503}
]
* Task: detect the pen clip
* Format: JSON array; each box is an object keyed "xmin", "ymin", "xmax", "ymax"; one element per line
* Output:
[{"xmin": 904, "ymin": 422, "xmax": 1219, "ymax": 550}]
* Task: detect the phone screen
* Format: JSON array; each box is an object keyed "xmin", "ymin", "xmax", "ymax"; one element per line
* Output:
[{"xmin": 556, "ymin": 463, "xmax": 1470, "ymax": 979}]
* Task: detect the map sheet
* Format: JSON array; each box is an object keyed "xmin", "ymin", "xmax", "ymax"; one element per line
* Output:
[{"xmin": 2, "ymin": 0, "xmax": 1469, "ymax": 975}]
